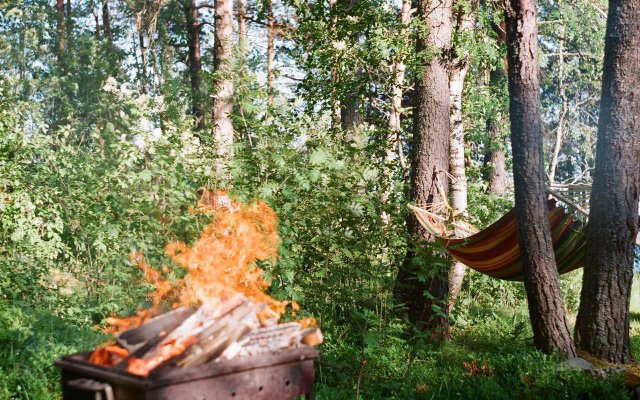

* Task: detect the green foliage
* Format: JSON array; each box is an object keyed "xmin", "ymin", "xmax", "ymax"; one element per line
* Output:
[
  {"xmin": 0, "ymin": 0, "xmax": 635, "ymax": 399},
  {"xmin": 231, "ymin": 102, "xmax": 407, "ymax": 325},
  {"xmin": 314, "ymin": 288, "xmax": 631, "ymax": 400},
  {"xmin": 0, "ymin": 76, "xmax": 212, "ymax": 321}
]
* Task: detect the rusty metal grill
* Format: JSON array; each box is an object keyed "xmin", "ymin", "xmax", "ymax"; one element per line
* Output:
[{"xmin": 55, "ymin": 346, "xmax": 317, "ymax": 400}]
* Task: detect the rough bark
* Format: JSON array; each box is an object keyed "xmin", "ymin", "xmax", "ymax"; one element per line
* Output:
[
  {"xmin": 395, "ymin": 0, "xmax": 453, "ymax": 338},
  {"xmin": 212, "ymin": 0, "xmax": 235, "ymax": 176},
  {"xmin": 102, "ymin": 0, "xmax": 114, "ymax": 51},
  {"xmin": 447, "ymin": 1, "xmax": 475, "ymax": 312},
  {"xmin": 340, "ymin": 93, "xmax": 363, "ymax": 131},
  {"xmin": 186, "ymin": 0, "xmax": 205, "ymax": 130},
  {"xmin": 505, "ymin": 0, "xmax": 576, "ymax": 357},
  {"xmin": 267, "ymin": 0, "xmax": 275, "ymax": 105},
  {"xmin": 575, "ymin": 0, "xmax": 640, "ymax": 364}
]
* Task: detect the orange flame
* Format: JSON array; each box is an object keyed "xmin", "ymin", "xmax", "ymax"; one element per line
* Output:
[{"xmin": 90, "ymin": 190, "xmax": 306, "ymax": 374}]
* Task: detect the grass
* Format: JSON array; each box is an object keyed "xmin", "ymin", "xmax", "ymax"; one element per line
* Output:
[{"xmin": 0, "ymin": 274, "xmax": 639, "ymax": 399}]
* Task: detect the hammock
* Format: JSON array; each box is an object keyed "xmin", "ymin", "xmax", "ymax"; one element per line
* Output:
[{"xmin": 409, "ymin": 200, "xmax": 586, "ymax": 281}]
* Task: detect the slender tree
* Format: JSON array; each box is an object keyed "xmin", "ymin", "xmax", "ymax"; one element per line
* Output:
[
  {"xmin": 267, "ymin": 0, "xmax": 275, "ymax": 105},
  {"xmin": 395, "ymin": 0, "xmax": 453, "ymax": 337},
  {"xmin": 102, "ymin": 0, "xmax": 114, "ymax": 54},
  {"xmin": 212, "ymin": 0, "xmax": 235, "ymax": 175},
  {"xmin": 56, "ymin": 0, "xmax": 66, "ymax": 61},
  {"xmin": 447, "ymin": 0, "xmax": 476, "ymax": 311},
  {"xmin": 575, "ymin": 0, "xmax": 640, "ymax": 364},
  {"xmin": 328, "ymin": 0, "xmax": 341, "ymax": 128},
  {"xmin": 237, "ymin": 0, "xmax": 248, "ymax": 48},
  {"xmin": 90, "ymin": 1, "xmax": 100, "ymax": 38},
  {"xmin": 138, "ymin": 32, "xmax": 149, "ymax": 93},
  {"xmin": 387, "ymin": 0, "xmax": 411, "ymax": 171},
  {"xmin": 483, "ymin": 17, "xmax": 507, "ymax": 194},
  {"xmin": 186, "ymin": 0, "xmax": 205, "ymax": 130},
  {"xmin": 505, "ymin": 0, "xmax": 576, "ymax": 356}
]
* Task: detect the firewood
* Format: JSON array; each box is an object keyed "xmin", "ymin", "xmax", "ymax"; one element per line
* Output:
[
  {"xmin": 178, "ymin": 309, "xmax": 260, "ymax": 367},
  {"xmin": 127, "ymin": 294, "xmax": 247, "ymax": 374}
]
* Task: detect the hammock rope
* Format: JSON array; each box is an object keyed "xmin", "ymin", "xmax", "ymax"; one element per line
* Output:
[{"xmin": 409, "ymin": 199, "xmax": 586, "ymax": 281}]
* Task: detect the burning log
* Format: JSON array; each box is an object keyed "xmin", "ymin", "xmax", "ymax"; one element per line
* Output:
[
  {"xmin": 124, "ymin": 294, "xmax": 248, "ymax": 376},
  {"xmin": 61, "ymin": 193, "xmax": 322, "ymax": 398},
  {"xmin": 88, "ymin": 297, "xmax": 322, "ymax": 377}
]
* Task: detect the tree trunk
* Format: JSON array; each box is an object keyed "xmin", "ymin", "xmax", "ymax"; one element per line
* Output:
[
  {"xmin": 138, "ymin": 32, "xmax": 148, "ymax": 94},
  {"xmin": 329, "ymin": 0, "xmax": 341, "ymax": 129},
  {"xmin": 447, "ymin": 1, "xmax": 475, "ymax": 312},
  {"xmin": 267, "ymin": 0, "xmax": 275, "ymax": 105},
  {"xmin": 381, "ymin": 0, "xmax": 411, "ymax": 225},
  {"xmin": 505, "ymin": 0, "xmax": 576, "ymax": 357},
  {"xmin": 483, "ymin": 112, "xmax": 508, "ymax": 194},
  {"xmin": 575, "ymin": 0, "xmax": 640, "ymax": 364},
  {"xmin": 237, "ymin": 0, "xmax": 247, "ymax": 48},
  {"xmin": 56, "ymin": 0, "xmax": 66, "ymax": 61},
  {"xmin": 91, "ymin": 1, "xmax": 100, "ymax": 38},
  {"xmin": 102, "ymin": 0, "xmax": 114, "ymax": 51},
  {"xmin": 387, "ymin": 0, "xmax": 410, "ymax": 173},
  {"xmin": 484, "ymin": 18, "xmax": 508, "ymax": 194},
  {"xmin": 212, "ymin": 0, "xmax": 235, "ymax": 176},
  {"xmin": 65, "ymin": 0, "xmax": 73, "ymax": 51},
  {"xmin": 340, "ymin": 93, "xmax": 363, "ymax": 131},
  {"xmin": 547, "ymin": 20, "xmax": 567, "ymax": 184},
  {"xmin": 395, "ymin": 0, "xmax": 453, "ymax": 338},
  {"xmin": 186, "ymin": 0, "xmax": 205, "ymax": 130}
]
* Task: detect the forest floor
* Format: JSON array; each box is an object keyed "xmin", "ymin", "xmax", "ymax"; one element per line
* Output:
[{"xmin": 1, "ymin": 274, "xmax": 639, "ymax": 400}]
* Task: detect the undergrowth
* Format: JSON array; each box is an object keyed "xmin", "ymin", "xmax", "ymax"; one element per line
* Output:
[{"xmin": 1, "ymin": 274, "xmax": 638, "ymax": 399}]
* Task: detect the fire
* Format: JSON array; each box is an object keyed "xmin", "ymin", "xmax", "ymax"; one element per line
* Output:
[
  {"xmin": 127, "ymin": 335, "xmax": 198, "ymax": 376},
  {"xmin": 89, "ymin": 190, "xmax": 309, "ymax": 376}
]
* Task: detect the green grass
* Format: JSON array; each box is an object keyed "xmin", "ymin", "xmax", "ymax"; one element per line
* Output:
[
  {"xmin": 1, "ymin": 275, "xmax": 639, "ymax": 399},
  {"xmin": 0, "ymin": 302, "xmax": 107, "ymax": 400},
  {"xmin": 314, "ymin": 312, "xmax": 631, "ymax": 400}
]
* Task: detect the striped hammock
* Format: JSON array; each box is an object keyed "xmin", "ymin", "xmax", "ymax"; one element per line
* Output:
[{"xmin": 410, "ymin": 200, "xmax": 586, "ymax": 281}]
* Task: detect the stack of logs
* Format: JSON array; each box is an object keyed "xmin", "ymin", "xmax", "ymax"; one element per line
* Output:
[{"xmin": 89, "ymin": 293, "xmax": 323, "ymax": 377}]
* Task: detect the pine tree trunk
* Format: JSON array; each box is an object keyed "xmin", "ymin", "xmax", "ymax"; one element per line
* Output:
[
  {"xmin": 575, "ymin": 0, "xmax": 640, "ymax": 364},
  {"xmin": 340, "ymin": 93, "xmax": 363, "ymax": 131},
  {"xmin": 505, "ymin": 0, "xmax": 576, "ymax": 357},
  {"xmin": 102, "ymin": 0, "xmax": 114, "ymax": 51},
  {"xmin": 186, "ymin": 0, "xmax": 205, "ymax": 130},
  {"xmin": 395, "ymin": 0, "xmax": 453, "ymax": 338},
  {"xmin": 212, "ymin": 0, "xmax": 235, "ymax": 176}
]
